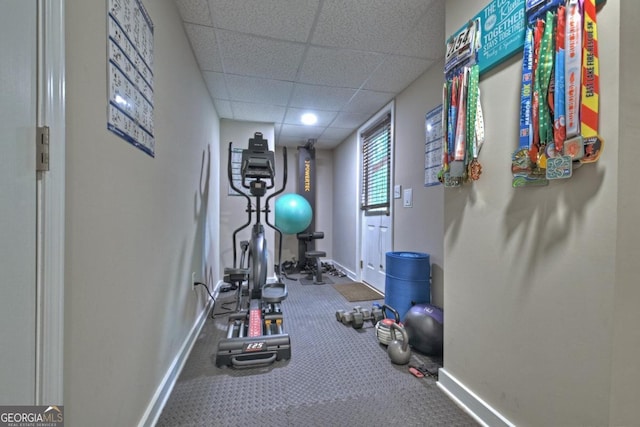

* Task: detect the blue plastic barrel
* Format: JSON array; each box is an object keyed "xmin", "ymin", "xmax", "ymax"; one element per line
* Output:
[{"xmin": 385, "ymin": 252, "xmax": 431, "ymax": 321}]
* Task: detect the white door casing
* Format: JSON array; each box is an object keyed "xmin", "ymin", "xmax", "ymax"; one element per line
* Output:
[
  {"xmin": 0, "ymin": 0, "xmax": 65, "ymax": 405},
  {"xmin": 358, "ymin": 101, "xmax": 394, "ymax": 294}
]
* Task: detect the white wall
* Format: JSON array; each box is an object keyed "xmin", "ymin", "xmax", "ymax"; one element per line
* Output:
[
  {"xmin": 332, "ymin": 133, "xmax": 359, "ymax": 274},
  {"xmin": 64, "ymin": 0, "xmax": 219, "ymax": 425},
  {"xmin": 443, "ymin": 1, "xmax": 632, "ymax": 426},
  {"xmin": 610, "ymin": 2, "xmax": 640, "ymax": 425},
  {"xmin": 393, "ymin": 60, "xmax": 446, "ymax": 306}
]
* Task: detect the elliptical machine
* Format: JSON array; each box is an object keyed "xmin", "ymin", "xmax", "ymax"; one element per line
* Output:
[{"xmin": 215, "ymin": 132, "xmax": 291, "ymax": 368}]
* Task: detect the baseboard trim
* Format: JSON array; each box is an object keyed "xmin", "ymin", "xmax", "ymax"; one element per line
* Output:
[
  {"xmin": 327, "ymin": 259, "xmax": 356, "ymax": 281},
  {"xmin": 437, "ymin": 368, "xmax": 515, "ymax": 427},
  {"xmin": 138, "ymin": 298, "xmax": 214, "ymax": 427}
]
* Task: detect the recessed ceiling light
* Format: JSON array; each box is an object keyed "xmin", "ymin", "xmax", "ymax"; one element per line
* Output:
[{"xmin": 301, "ymin": 113, "xmax": 317, "ymax": 126}]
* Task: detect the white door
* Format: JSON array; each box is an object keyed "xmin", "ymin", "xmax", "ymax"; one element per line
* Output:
[
  {"xmin": 0, "ymin": 1, "xmax": 38, "ymax": 404},
  {"xmin": 361, "ymin": 214, "xmax": 391, "ymax": 293}
]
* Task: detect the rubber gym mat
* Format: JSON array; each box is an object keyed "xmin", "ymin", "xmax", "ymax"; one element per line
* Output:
[
  {"xmin": 332, "ymin": 281, "xmax": 384, "ymax": 302},
  {"xmin": 156, "ymin": 275, "xmax": 477, "ymax": 427}
]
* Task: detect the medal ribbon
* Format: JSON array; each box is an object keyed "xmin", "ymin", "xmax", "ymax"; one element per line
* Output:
[
  {"xmin": 519, "ymin": 26, "xmax": 534, "ymax": 151},
  {"xmin": 448, "ymin": 76, "xmax": 458, "ymax": 157},
  {"xmin": 565, "ymin": 0, "xmax": 582, "ymax": 138},
  {"xmin": 537, "ymin": 11, "xmax": 555, "ymax": 149},
  {"xmin": 554, "ymin": 5, "xmax": 566, "ymax": 152},
  {"xmin": 530, "ymin": 19, "xmax": 544, "ymax": 163},
  {"xmin": 474, "ymin": 88, "xmax": 485, "ymax": 158},
  {"xmin": 442, "ymin": 82, "xmax": 450, "ymax": 171},
  {"xmin": 580, "ymin": 0, "xmax": 599, "ymax": 138},
  {"xmin": 466, "ymin": 64, "xmax": 480, "ymax": 161},
  {"xmin": 453, "ymin": 68, "xmax": 468, "ymax": 162}
]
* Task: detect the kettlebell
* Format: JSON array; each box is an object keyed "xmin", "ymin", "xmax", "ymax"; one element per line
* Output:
[{"xmin": 387, "ymin": 323, "xmax": 411, "ymax": 365}]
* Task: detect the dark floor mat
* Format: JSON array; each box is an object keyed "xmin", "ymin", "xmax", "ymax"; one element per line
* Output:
[{"xmin": 332, "ymin": 281, "xmax": 384, "ymax": 302}]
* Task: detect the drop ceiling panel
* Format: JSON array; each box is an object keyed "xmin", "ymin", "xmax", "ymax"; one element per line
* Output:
[
  {"xmin": 225, "ymin": 75, "xmax": 293, "ymax": 106},
  {"xmin": 175, "ymin": 0, "xmax": 212, "ymax": 26},
  {"xmin": 395, "ymin": 0, "xmax": 446, "ymax": 59},
  {"xmin": 231, "ymin": 101, "xmax": 286, "ymax": 123},
  {"xmin": 213, "ymin": 99, "xmax": 233, "ymax": 118},
  {"xmin": 289, "ymin": 84, "xmax": 357, "ymax": 111},
  {"xmin": 203, "ymin": 71, "xmax": 229, "ymax": 99},
  {"xmin": 311, "ymin": 0, "xmax": 433, "ymax": 54},
  {"xmin": 298, "ymin": 46, "xmax": 384, "ymax": 88},
  {"xmin": 184, "ymin": 24, "xmax": 223, "ymax": 72},
  {"xmin": 208, "ymin": 0, "xmax": 320, "ymax": 42},
  {"xmin": 280, "ymin": 123, "xmax": 323, "ymax": 139},
  {"xmin": 216, "ymin": 30, "xmax": 306, "ymax": 80}
]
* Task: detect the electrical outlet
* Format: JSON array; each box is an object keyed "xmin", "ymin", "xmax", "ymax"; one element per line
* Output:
[{"xmin": 191, "ymin": 272, "xmax": 196, "ymax": 291}]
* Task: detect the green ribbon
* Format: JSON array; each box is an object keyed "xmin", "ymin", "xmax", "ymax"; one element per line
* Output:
[
  {"xmin": 466, "ymin": 64, "xmax": 480, "ymax": 164},
  {"xmin": 537, "ymin": 11, "xmax": 555, "ymax": 149}
]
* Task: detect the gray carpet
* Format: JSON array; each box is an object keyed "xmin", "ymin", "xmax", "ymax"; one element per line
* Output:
[{"xmin": 156, "ymin": 274, "xmax": 477, "ymax": 426}]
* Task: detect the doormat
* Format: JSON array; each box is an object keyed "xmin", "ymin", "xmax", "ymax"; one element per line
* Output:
[{"xmin": 332, "ymin": 282, "xmax": 384, "ymax": 302}]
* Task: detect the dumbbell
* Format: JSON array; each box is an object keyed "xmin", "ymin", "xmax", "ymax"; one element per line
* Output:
[
  {"xmin": 335, "ymin": 304, "xmax": 385, "ymax": 328},
  {"xmin": 335, "ymin": 306, "xmax": 362, "ymax": 326}
]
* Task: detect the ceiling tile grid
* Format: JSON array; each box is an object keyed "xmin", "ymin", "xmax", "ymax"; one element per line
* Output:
[{"xmin": 175, "ymin": 0, "xmax": 445, "ymax": 148}]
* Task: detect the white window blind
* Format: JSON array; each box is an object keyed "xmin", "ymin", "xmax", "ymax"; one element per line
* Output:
[{"xmin": 361, "ymin": 113, "xmax": 391, "ymax": 215}]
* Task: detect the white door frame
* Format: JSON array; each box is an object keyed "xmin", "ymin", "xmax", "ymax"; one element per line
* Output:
[
  {"xmin": 36, "ymin": 0, "xmax": 65, "ymax": 405},
  {"xmin": 356, "ymin": 100, "xmax": 395, "ymax": 285}
]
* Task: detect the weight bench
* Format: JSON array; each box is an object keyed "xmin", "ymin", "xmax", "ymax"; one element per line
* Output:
[{"xmin": 296, "ymin": 231, "xmax": 331, "ymax": 285}]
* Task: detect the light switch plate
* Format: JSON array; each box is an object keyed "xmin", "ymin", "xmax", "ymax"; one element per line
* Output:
[
  {"xmin": 403, "ymin": 188, "xmax": 413, "ymax": 207},
  {"xmin": 394, "ymin": 184, "xmax": 402, "ymax": 199}
]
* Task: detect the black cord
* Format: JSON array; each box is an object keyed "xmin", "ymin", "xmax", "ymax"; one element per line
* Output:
[
  {"xmin": 193, "ymin": 281, "xmax": 217, "ymax": 318},
  {"xmin": 194, "ymin": 281, "xmax": 240, "ymax": 318},
  {"xmin": 194, "ymin": 281, "xmax": 213, "ymax": 297}
]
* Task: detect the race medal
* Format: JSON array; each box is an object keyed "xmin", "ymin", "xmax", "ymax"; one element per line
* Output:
[
  {"xmin": 582, "ymin": 136, "xmax": 604, "ymax": 163},
  {"xmin": 546, "ymin": 155, "xmax": 573, "ymax": 180},
  {"xmin": 564, "ymin": 135, "xmax": 585, "ymax": 159},
  {"xmin": 469, "ymin": 159, "xmax": 482, "ymax": 181},
  {"xmin": 579, "ymin": 0, "xmax": 603, "ymax": 163}
]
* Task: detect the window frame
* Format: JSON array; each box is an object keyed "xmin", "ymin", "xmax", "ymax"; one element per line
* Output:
[{"xmin": 360, "ymin": 110, "xmax": 392, "ymax": 216}]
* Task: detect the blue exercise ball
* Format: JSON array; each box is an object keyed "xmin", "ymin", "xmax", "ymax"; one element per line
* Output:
[{"xmin": 275, "ymin": 194, "xmax": 313, "ymax": 234}]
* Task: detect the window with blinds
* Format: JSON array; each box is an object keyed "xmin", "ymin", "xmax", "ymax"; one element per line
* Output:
[{"xmin": 360, "ymin": 112, "xmax": 391, "ymax": 215}]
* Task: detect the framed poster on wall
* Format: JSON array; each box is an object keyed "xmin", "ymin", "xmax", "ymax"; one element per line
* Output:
[
  {"xmin": 107, "ymin": 0, "xmax": 155, "ymax": 156},
  {"xmin": 424, "ymin": 105, "xmax": 443, "ymax": 187}
]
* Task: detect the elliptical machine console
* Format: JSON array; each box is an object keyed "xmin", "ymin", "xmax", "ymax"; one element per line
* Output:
[{"xmin": 216, "ymin": 132, "xmax": 291, "ymax": 368}]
